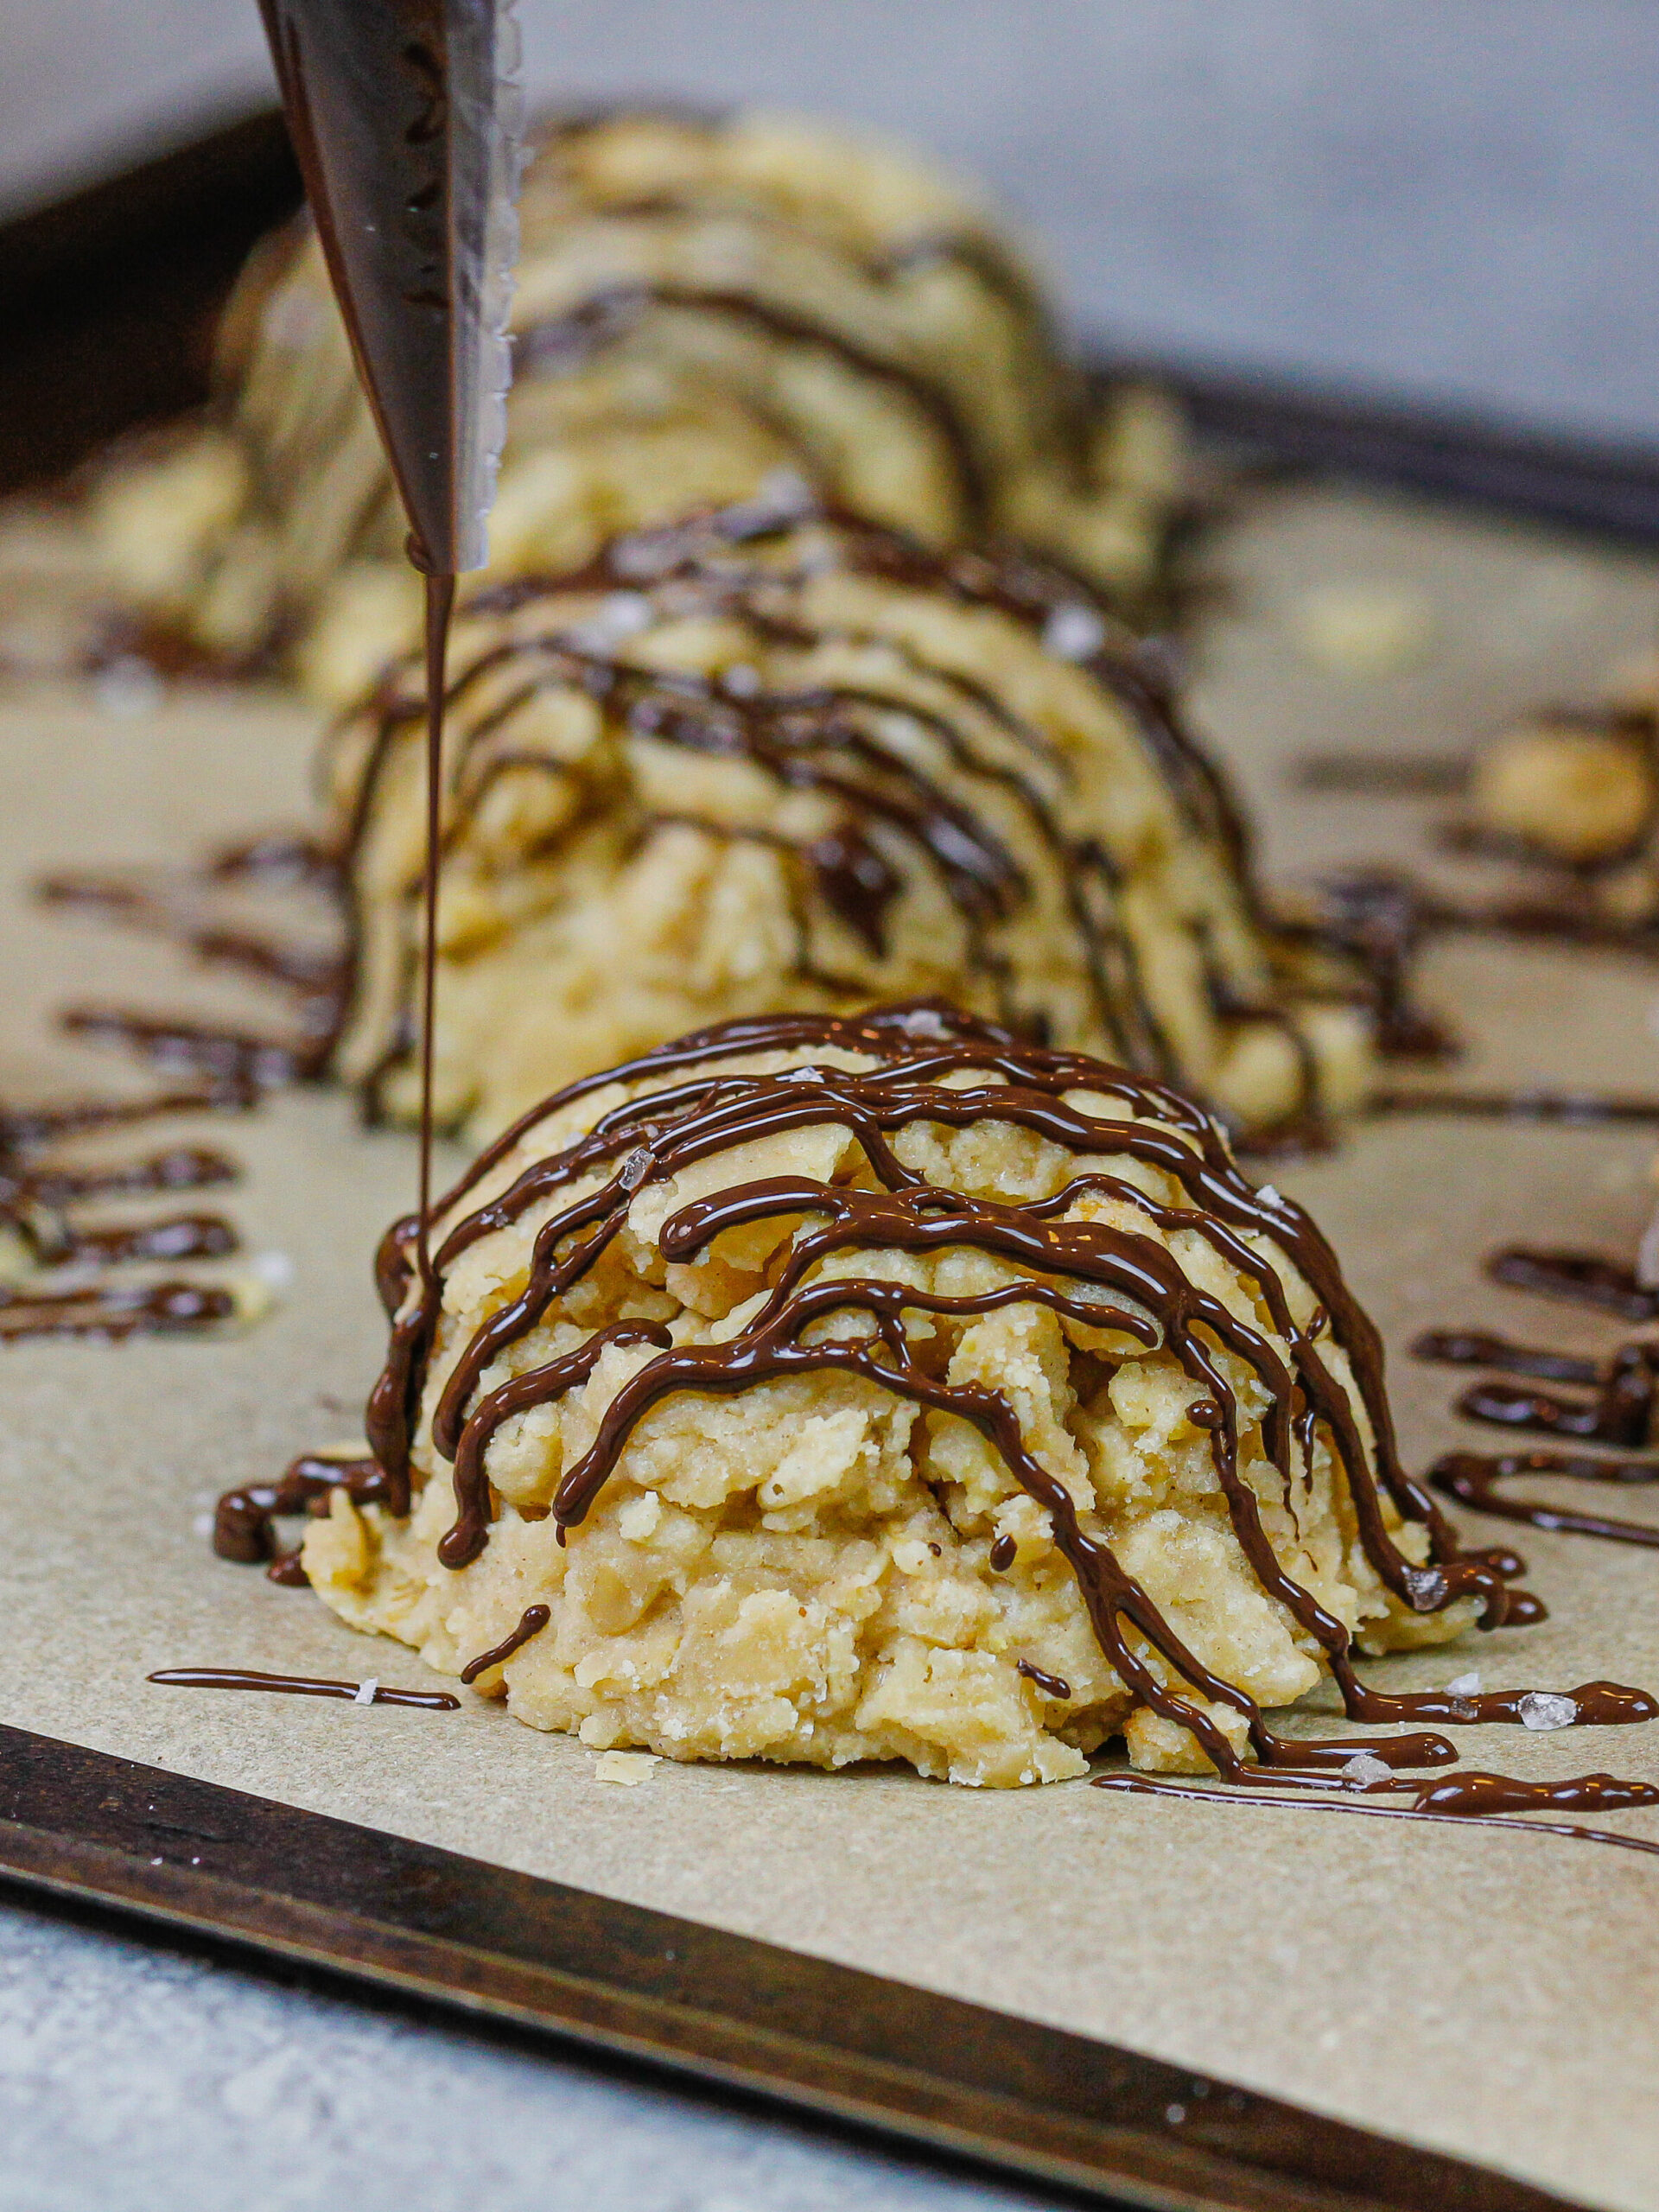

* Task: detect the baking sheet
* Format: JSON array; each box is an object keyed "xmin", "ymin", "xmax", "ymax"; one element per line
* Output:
[{"xmin": 5, "ymin": 482, "xmax": 1659, "ymax": 2210}]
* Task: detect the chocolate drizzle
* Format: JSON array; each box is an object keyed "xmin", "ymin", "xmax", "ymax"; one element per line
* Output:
[
  {"xmin": 460, "ymin": 1604, "xmax": 551, "ymax": 1685},
  {"xmin": 1414, "ymin": 1251, "xmax": 1659, "ymax": 1552},
  {"xmin": 329, "ymin": 503, "xmax": 1339, "ymax": 1140},
  {"xmin": 1487, "ymin": 1247, "xmax": 1659, "ymax": 1321},
  {"xmin": 147, "ymin": 1666, "xmax": 459, "ymax": 1711},
  {"xmin": 321, "ymin": 1000, "xmax": 1659, "ymax": 1802},
  {"xmin": 1, "ymin": 1071, "xmax": 251, "ymax": 1347},
  {"xmin": 1094, "ymin": 1770, "xmax": 1659, "ymax": 1857},
  {"xmin": 1432, "ymin": 1452, "xmax": 1659, "ymax": 1551},
  {"xmin": 214, "ymin": 1451, "xmax": 394, "ymax": 1580}
]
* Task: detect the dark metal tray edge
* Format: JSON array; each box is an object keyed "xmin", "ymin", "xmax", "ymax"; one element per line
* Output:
[{"xmin": 0, "ymin": 1724, "xmax": 1576, "ymax": 2212}]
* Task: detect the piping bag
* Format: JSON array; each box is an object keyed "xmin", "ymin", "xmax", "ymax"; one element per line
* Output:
[{"xmin": 255, "ymin": 0, "xmax": 524, "ymax": 1276}]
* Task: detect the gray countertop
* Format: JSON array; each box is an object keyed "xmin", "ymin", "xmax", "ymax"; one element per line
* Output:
[{"xmin": 0, "ymin": 1890, "xmax": 1067, "ymax": 2212}]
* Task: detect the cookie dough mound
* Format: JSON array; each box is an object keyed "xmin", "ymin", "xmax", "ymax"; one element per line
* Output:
[
  {"xmin": 326, "ymin": 502, "xmax": 1369, "ymax": 1141},
  {"xmin": 91, "ymin": 110, "xmax": 1186, "ymax": 698},
  {"xmin": 302, "ymin": 1005, "xmax": 1491, "ymax": 1787}
]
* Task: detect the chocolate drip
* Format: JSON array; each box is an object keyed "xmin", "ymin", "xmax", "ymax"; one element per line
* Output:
[
  {"xmin": 59, "ymin": 1007, "xmax": 325, "ymax": 1093},
  {"xmin": 214, "ymin": 1452, "xmax": 391, "ymax": 1578},
  {"xmin": 0, "ymin": 1087, "xmax": 255, "ymax": 1153},
  {"xmin": 210, "ymin": 830, "xmax": 340, "ymax": 887},
  {"xmin": 1487, "ymin": 1247, "xmax": 1659, "ymax": 1321},
  {"xmin": 1412, "ymin": 1328, "xmax": 1599, "ymax": 1383},
  {"xmin": 1452, "ymin": 1340, "xmax": 1656, "ymax": 1448},
  {"xmin": 1377, "ymin": 1090, "xmax": 1659, "ymax": 1128},
  {"xmin": 0, "ymin": 1281, "xmax": 235, "ymax": 1343},
  {"xmin": 38, "ymin": 868, "xmax": 346, "ymax": 1001},
  {"xmin": 7, "ymin": 1145, "xmax": 237, "ymax": 1208},
  {"xmin": 2, "ymin": 1074, "xmax": 248, "ymax": 1348},
  {"xmin": 459, "ymin": 1604, "xmax": 550, "ymax": 1684},
  {"xmin": 148, "ymin": 1666, "xmax": 458, "ymax": 1711},
  {"xmin": 1432, "ymin": 1450, "xmax": 1659, "ymax": 1550},
  {"xmin": 340, "ymin": 1003, "xmax": 1636, "ymax": 1789},
  {"xmin": 1093, "ymin": 1770, "xmax": 1659, "ymax": 1857},
  {"xmin": 1016, "ymin": 1660, "xmax": 1071, "ymax": 1700}
]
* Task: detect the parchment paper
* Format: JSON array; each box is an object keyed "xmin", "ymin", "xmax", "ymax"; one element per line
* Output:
[{"xmin": 6, "ymin": 483, "xmax": 1659, "ymax": 2210}]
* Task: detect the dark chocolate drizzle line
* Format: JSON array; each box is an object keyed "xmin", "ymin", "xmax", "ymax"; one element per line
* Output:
[
  {"xmin": 517, "ymin": 285, "xmax": 994, "ymax": 522},
  {"xmin": 460, "ymin": 1604, "xmax": 551, "ymax": 1685},
  {"xmin": 1432, "ymin": 1451, "xmax": 1659, "ymax": 1551},
  {"xmin": 0, "ymin": 1282, "xmax": 236, "ymax": 1343},
  {"xmin": 1487, "ymin": 1246, "xmax": 1659, "ymax": 1321},
  {"xmin": 1, "ymin": 1067, "xmax": 249, "ymax": 1347},
  {"xmin": 1094, "ymin": 1770, "xmax": 1659, "ymax": 1857},
  {"xmin": 1416, "ymin": 1246, "xmax": 1659, "ymax": 1551},
  {"xmin": 333, "ymin": 1002, "xmax": 1659, "ymax": 1796},
  {"xmin": 214, "ymin": 1452, "xmax": 393, "ymax": 1580},
  {"xmin": 1376, "ymin": 1089, "xmax": 1659, "ymax": 1128},
  {"xmin": 147, "ymin": 1667, "xmax": 458, "ymax": 1712}
]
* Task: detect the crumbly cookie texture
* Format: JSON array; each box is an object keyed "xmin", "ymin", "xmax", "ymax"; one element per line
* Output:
[
  {"xmin": 89, "ymin": 109, "xmax": 1186, "ymax": 701},
  {"xmin": 326, "ymin": 503, "xmax": 1369, "ymax": 1141},
  {"xmin": 302, "ymin": 1007, "xmax": 1468, "ymax": 1789}
]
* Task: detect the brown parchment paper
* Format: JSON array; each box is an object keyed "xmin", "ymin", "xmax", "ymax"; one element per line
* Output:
[{"xmin": 6, "ymin": 483, "xmax": 1659, "ymax": 2210}]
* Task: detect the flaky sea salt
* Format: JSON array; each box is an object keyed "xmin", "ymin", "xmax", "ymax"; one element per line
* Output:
[
  {"xmin": 1446, "ymin": 1671, "xmax": 1482, "ymax": 1696},
  {"xmin": 1341, "ymin": 1752, "xmax": 1393, "ymax": 1787},
  {"xmin": 1519, "ymin": 1692, "xmax": 1578, "ymax": 1732},
  {"xmin": 1042, "ymin": 602, "xmax": 1107, "ymax": 662},
  {"xmin": 353, "ymin": 1679, "xmax": 378, "ymax": 1707},
  {"xmin": 1255, "ymin": 1184, "xmax": 1282, "ymax": 1208},
  {"xmin": 619, "ymin": 1147, "xmax": 652, "ymax": 1191},
  {"xmin": 1402, "ymin": 1565, "xmax": 1447, "ymax": 1611}
]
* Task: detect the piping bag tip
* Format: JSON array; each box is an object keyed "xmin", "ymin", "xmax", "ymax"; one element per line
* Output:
[{"xmin": 257, "ymin": 0, "xmax": 524, "ymax": 576}]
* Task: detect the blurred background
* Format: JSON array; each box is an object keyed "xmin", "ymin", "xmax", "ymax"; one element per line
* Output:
[{"xmin": 0, "ymin": 0, "xmax": 1655, "ymax": 452}]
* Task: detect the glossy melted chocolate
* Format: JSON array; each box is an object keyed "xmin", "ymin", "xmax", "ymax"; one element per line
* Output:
[
  {"xmin": 329, "ymin": 502, "xmax": 1331, "ymax": 1141},
  {"xmin": 303, "ymin": 999, "xmax": 1659, "ymax": 1817}
]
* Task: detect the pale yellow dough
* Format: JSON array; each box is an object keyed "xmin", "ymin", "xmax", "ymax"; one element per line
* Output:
[
  {"xmin": 303, "ymin": 1027, "xmax": 1465, "ymax": 1788},
  {"xmin": 324, "ymin": 508, "xmax": 1370, "ymax": 1142}
]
